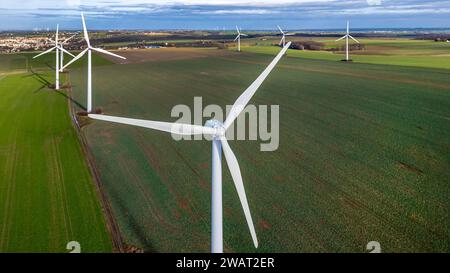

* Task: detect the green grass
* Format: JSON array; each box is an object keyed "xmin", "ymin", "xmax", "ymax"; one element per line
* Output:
[
  {"xmin": 317, "ymin": 38, "xmax": 450, "ymax": 54},
  {"xmin": 0, "ymin": 66, "xmax": 113, "ymax": 252},
  {"xmin": 69, "ymin": 49, "xmax": 450, "ymax": 252},
  {"xmin": 0, "ymin": 52, "xmax": 113, "ymax": 74},
  {"xmin": 236, "ymin": 38, "xmax": 450, "ymax": 70},
  {"xmin": 240, "ymin": 45, "xmax": 450, "ymax": 70},
  {"xmin": 0, "ymin": 54, "xmax": 27, "ymax": 74}
]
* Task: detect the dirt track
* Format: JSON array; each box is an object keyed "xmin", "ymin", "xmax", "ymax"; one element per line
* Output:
[{"xmin": 104, "ymin": 47, "xmax": 239, "ymax": 64}]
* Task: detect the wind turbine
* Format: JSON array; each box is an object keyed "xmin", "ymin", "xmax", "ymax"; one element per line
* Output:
[
  {"xmin": 61, "ymin": 13, "xmax": 126, "ymax": 113},
  {"xmin": 336, "ymin": 21, "xmax": 359, "ymax": 61},
  {"xmin": 59, "ymin": 33, "xmax": 78, "ymax": 71},
  {"xmin": 234, "ymin": 26, "xmax": 248, "ymax": 52},
  {"xmin": 277, "ymin": 26, "xmax": 294, "ymax": 47},
  {"xmin": 89, "ymin": 42, "xmax": 292, "ymax": 253},
  {"xmin": 33, "ymin": 25, "xmax": 74, "ymax": 90}
]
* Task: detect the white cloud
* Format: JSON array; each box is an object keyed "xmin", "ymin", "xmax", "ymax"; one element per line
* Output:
[
  {"xmin": 366, "ymin": 0, "xmax": 382, "ymax": 6},
  {"xmin": 66, "ymin": 0, "xmax": 81, "ymax": 7},
  {"xmin": 1, "ymin": 0, "xmax": 449, "ymax": 18},
  {"xmin": 340, "ymin": 6, "xmax": 450, "ymax": 15},
  {"xmin": 82, "ymin": 0, "xmax": 332, "ymax": 6},
  {"xmin": 197, "ymin": 9, "xmax": 278, "ymax": 14},
  {"xmin": 13, "ymin": 0, "xmax": 335, "ymax": 9}
]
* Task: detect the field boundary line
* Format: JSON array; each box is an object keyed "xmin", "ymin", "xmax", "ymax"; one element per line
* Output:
[{"xmin": 65, "ymin": 72, "xmax": 125, "ymax": 253}]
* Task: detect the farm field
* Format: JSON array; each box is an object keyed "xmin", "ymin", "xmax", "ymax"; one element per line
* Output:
[
  {"xmin": 0, "ymin": 55, "xmax": 28, "ymax": 75},
  {"xmin": 0, "ymin": 56, "xmax": 113, "ymax": 252},
  {"xmin": 239, "ymin": 38, "xmax": 450, "ymax": 69},
  {"xmin": 102, "ymin": 47, "xmax": 238, "ymax": 64},
  {"xmin": 68, "ymin": 47, "xmax": 450, "ymax": 252},
  {"xmin": 0, "ymin": 52, "xmax": 113, "ymax": 74}
]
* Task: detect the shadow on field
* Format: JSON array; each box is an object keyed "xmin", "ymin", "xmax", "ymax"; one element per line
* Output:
[
  {"xmin": 23, "ymin": 67, "xmax": 86, "ymax": 109},
  {"xmin": 23, "ymin": 68, "xmax": 52, "ymax": 93},
  {"xmin": 45, "ymin": 62, "xmax": 55, "ymax": 71},
  {"xmin": 110, "ymin": 186, "xmax": 159, "ymax": 253},
  {"xmin": 55, "ymin": 90, "xmax": 87, "ymax": 111}
]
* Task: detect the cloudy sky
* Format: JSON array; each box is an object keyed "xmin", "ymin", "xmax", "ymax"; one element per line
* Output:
[{"xmin": 0, "ymin": 0, "xmax": 449, "ymax": 30}]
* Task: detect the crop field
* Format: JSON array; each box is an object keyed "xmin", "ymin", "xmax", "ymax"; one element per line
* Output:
[
  {"xmin": 239, "ymin": 38, "xmax": 450, "ymax": 69},
  {"xmin": 0, "ymin": 55, "xmax": 27, "ymax": 75},
  {"xmin": 0, "ymin": 52, "xmax": 112, "ymax": 73},
  {"xmin": 102, "ymin": 47, "xmax": 237, "ymax": 64},
  {"xmin": 67, "ymin": 46, "xmax": 450, "ymax": 252},
  {"xmin": 0, "ymin": 54, "xmax": 113, "ymax": 252}
]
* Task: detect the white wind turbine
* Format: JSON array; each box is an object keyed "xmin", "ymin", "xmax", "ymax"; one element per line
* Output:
[
  {"xmin": 277, "ymin": 26, "xmax": 294, "ymax": 47},
  {"xmin": 234, "ymin": 26, "xmax": 248, "ymax": 52},
  {"xmin": 33, "ymin": 24, "xmax": 75, "ymax": 90},
  {"xmin": 59, "ymin": 33, "xmax": 78, "ymax": 70},
  {"xmin": 336, "ymin": 21, "xmax": 359, "ymax": 61},
  {"xmin": 89, "ymin": 42, "xmax": 292, "ymax": 253},
  {"xmin": 61, "ymin": 13, "xmax": 126, "ymax": 113}
]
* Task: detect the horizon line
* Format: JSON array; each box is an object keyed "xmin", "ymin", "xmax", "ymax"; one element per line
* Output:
[{"xmin": 2, "ymin": 27, "xmax": 450, "ymax": 33}]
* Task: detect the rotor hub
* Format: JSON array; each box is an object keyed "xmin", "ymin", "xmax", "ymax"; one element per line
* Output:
[{"xmin": 205, "ymin": 120, "xmax": 225, "ymax": 137}]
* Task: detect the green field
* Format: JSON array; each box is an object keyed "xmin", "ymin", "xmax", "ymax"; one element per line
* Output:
[
  {"xmin": 0, "ymin": 54, "xmax": 27, "ymax": 75},
  {"xmin": 0, "ymin": 52, "xmax": 112, "ymax": 74},
  {"xmin": 237, "ymin": 38, "xmax": 450, "ymax": 69},
  {"xmin": 0, "ymin": 55, "xmax": 113, "ymax": 252},
  {"xmin": 68, "ymin": 47, "xmax": 450, "ymax": 252}
]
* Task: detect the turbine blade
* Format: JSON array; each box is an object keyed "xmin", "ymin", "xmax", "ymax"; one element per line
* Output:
[
  {"xmin": 224, "ymin": 42, "xmax": 291, "ymax": 129},
  {"xmin": 92, "ymin": 47, "xmax": 126, "ymax": 60},
  {"xmin": 335, "ymin": 35, "xmax": 346, "ymax": 42},
  {"xmin": 241, "ymin": 34, "xmax": 248, "ymax": 37},
  {"xmin": 234, "ymin": 35, "xmax": 240, "ymax": 42},
  {"xmin": 62, "ymin": 33, "xmax": 78, "ymax": 44},
  {"xmin": 348, "ymin": 35, "xmax": 360, "ymax": 43},
  {"xmin": 277, "ymin": 25, "xmax": 284, "ymax": 34},
  {"xmin": 61, "ymin": 48, "xmax": 88, "ymax": 70},
  {"xmin": 220, "ymin": 138, "xmax": 258, "ymax": 248},
  {"xmin": 56, "ymin": 24, "xmax": 59, "ymax": 44},
  {"xmin": 347, "ymin": 21, "xmax": 350, "ymax": 34},
  {"xmin": 81, "ymin": 13, "xmax": 91, "ymax": 48},
  {"xmin": 56, "ymin": 45, "xmax": 75, "ymax": 57},
  {"xmin": 88, "ymin": 114, "xmax": 216, "ymax": 136},
  {"xmin": 33, "ymin": 46, "xmax": 56, "ymax": 59},
  {"xmin": 279, "ymin": 37, "xmax": 283, "ymax": 46}
]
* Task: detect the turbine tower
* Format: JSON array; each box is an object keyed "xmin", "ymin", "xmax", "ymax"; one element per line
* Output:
[
  {"xmin": 33, "ymin": 25, "xmax": 74, "ymax": 90},
  {"xmin": 336, "ymin": 21, "xmax": 359, "ymax": 61},
  {"xmin": 89, "ymin": 42, "xmax": 292, "ymax": 253},
  {"xmin": 234, "ymin": 26, "xmax": 248, "ymax": 52},
  {"xmin": 62, "ymin": 13, "xmax": 126, "ymax": 113},
  {"xmin": 277, "ymin": 26, "xmax": 293, "ymax": 47}
]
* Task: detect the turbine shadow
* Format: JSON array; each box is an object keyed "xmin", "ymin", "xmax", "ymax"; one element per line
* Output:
[
  {"xmin": 55, "ymin": 90, "xmax": 87, "ymax": 111},
  {"xmin": 23, "ymin": 67, "xmax": 53, "ymax": 92},
  {"xmin": 23, "ymin": 67, "xmax": 51, "ymax": 85},
  {"xmin": 109, "ymin": 185, "xmax": 158, "ymax": 253},
  {"xmin": 45, "ymin": 62, "xmax": 56, "ymax": 71},
  {"xmin": 33, "ymin": 84, "xmax": 48, "ymax": 93}
]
